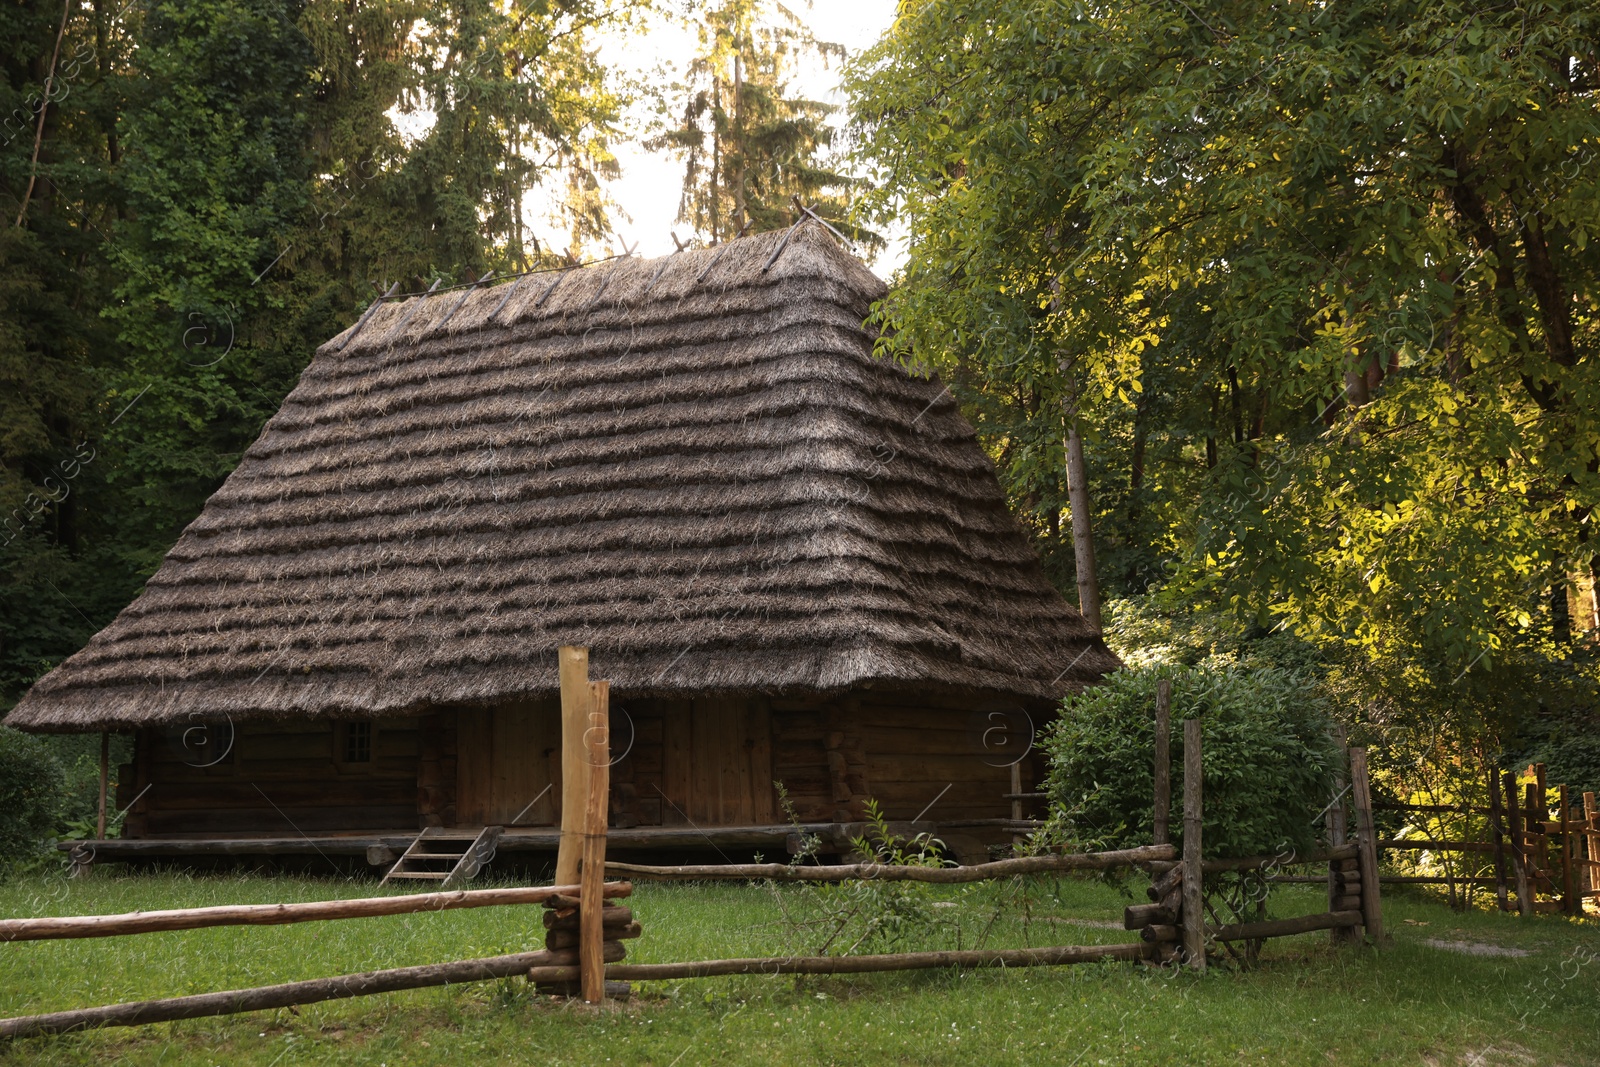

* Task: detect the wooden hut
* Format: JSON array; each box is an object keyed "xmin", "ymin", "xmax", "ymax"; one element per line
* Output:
[{"xmin": 6, "ymin": 222, "xmax": 1117, "ymax": 863}]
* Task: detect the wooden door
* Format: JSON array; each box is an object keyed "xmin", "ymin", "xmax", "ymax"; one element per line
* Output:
[
  {"xmin": 455, "ymin": 699, "xmax": 561, "ymax": 826},
  {"xmin": 659, "ymin": 697, "xmax": 773, "ymax": 826}
]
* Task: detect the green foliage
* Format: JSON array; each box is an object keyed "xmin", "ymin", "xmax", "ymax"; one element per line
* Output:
[
  {"xmin": 0, "ymin": 727, "xmax": 65, "ymax": 874},
  {"xmin": 1041, "ymin": 664, "xmax": 1340, "ymax": 859},
  {"xmin": 846, "ymin": 0, "xmax": 1600, "ymax": 722}
]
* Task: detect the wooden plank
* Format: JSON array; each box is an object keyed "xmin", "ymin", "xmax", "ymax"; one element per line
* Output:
[
  {"xmin": 580, "ymin": 680, "xmax": 611, "ymax": 1004},
  {"xmin": 1152, "ymin": 679, "xmax": 1172, "ymax": 846},
  {"xmin": 556, "ymin": 646, "xmax": 591, "ymax": 887},
  {"xmin": 1181, "ymin": 719, "xmax": 1204, "ymax": 971},
  {"xmin": 1586, "ymin": 792, "xmax": 1599, "ymax": 898},
  {"xmin": 1349, "ymin": 747, "xmax": 1384, "ymax": 943}
]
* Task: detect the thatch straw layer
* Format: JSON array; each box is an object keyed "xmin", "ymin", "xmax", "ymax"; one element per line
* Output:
[{"xmin": 8, "ymin": 223, "xmax": 1116, "ymax": 731}]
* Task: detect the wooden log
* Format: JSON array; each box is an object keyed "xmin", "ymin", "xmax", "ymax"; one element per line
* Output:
[
  {"xmin": 1349, "ymin": 747, "xmax": 1384, "ymax": 943},
  {"xmin": 1147, "ymin": 842, "xmax": 1359, "ymax": 874},
  {"xmin": 1123, "ymin": 903, "xmax": 1176, "ymax": 930},
  {"xmin": 604, "ymin": 843, "xmax": 1174, "ymax": 883},
  {"xmin": 1181, "ymin": 719, "xmax": 1205, "ymax": 971},
  {"xmin": 0, "ymin": 946, "xmax": 624, "ymax": 1039},
  {"xmin": 1140, "ymin": 924, "xmax": 1179, "ymax": 943},
  {"xmin": 1371, "ymin": 802, "xmax": 1492, "ymax": 815},
  {"xmin": 580, "ymin": 678, "xmax": 611, "ymax": 1004},
  {"xmin": 1488, "ymin": 767, "xmax": 1509, "ymax": 912},
  {"xmin": 555, "ymin": 645, "xmax": 591, "ymax": 888},
  {"xmin": 525, "ymin": 942, "xmax": 1152, "ymax": 984},
  {"xmin": 1153, "ymin": 678, "xmax": 1172, "ymax": 846},
  {"xmin": 0, "ymin": 882, "xmax": 632, "ymax": 943},
  {"xmin": 1333, "ymin": 894, "xmax": 1361, "ymax": 911},
  {"xmin": 1010, "ymin": 762, "xmax": 1023, "ymax": 823},
  {"xmin": 1206, "ymin": 910, "xmax": 1361, "ymax": 943},
  {"xmin": 1525, "ymin": 782, "xmax": 1551, "ymax": 895},
  {"xmin": 544, "ymin": 905, "xmax": 632, "ymax": 931},
  {"xmin": 533, "ymin": 980, "xmax": 633, "ymax": 1000},
  {"xmin": 545, "ymin": 923, "xmax": 642, "ymax": 950},
  {"xmin": 1506, "ymin": 771, "xmax": 1532, "ymax": 917},
  {"xmin": 1147, "ymin": 861, "xmax": 1184, "ymax": 901}
]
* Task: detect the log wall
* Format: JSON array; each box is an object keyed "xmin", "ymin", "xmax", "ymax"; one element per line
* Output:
[{"xmin": 120, "ymin": 718, "xmax": 422, "ymax": 836}]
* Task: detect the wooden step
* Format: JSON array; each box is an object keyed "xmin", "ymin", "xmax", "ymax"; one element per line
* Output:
[{"xmin": 383, "ymin": 871, "xmax": 451, "ymax": 879}]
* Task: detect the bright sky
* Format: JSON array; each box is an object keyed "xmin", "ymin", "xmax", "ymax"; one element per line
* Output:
[{"xmin": 594, "ymin": 0, "xmax": 902, "ymax": 274}]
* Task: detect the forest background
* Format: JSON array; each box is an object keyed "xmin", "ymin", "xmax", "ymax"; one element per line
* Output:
[{"xmin": 2, "ymin": 0, "xmax": 1596, "ymax": 832}]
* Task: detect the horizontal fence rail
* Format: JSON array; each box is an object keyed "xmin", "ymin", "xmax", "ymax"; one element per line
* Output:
[
  {"xmin": 0, "ymin": 882, "xmax": 633, "ymax": 943},
  {"xmin": 603, "ymin": 844, "xmax": 1176, "ymax": 883}
]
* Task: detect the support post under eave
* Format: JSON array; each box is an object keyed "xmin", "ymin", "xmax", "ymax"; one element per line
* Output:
[{"xmin": 96, "ymin": 732, "xmax": 109, "ymax": 840}]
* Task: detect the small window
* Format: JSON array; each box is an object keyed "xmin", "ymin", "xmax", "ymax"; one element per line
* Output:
[{"xmin": 339, "ymin": 721, "xmax": 372, "ymax": 764}]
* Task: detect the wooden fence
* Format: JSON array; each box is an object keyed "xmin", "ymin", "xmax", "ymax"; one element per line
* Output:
[{"xmin": 1356, "ymin": 762, "xmax": 1599, "ymax": 918}]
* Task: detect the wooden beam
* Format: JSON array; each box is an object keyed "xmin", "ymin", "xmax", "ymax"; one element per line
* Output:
[
  {"xmin": 580, "ymin": 679, "xmax": 611, "ymax": 1004},
  {"xmin": 603, "ymin": 843, "xmax": 1175, "ymax": 883},
  {"xmin": 556, "ymin": 646, "xmax": 592, "ymax": 887},
  {"xmin": 1506, "ymin": 771, "xmax": 1532, "ymax": 917},
  {"xmin": 1152, "ymin": 679, "xmax": 1172, "ymax": 846},
  {"xmin": 526, "ymin": 942, "xmax": 1151, "ymax": 984},
  {"xmin": 1181, "ymin": 718, "xmax": 1204, "ymax": 971}
]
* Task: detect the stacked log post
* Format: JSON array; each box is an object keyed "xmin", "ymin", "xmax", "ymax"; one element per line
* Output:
[
  {"xmin": 532, "ymin": 896, "xmax": 636, "ymax": 1001},
  {"xmin": 1130, "ymin": 861, "xmax": 1185, "ymax": 965},
  {"xmin": 1181, "ymin": 719, "xmax": 1205, "ymax": 971}
]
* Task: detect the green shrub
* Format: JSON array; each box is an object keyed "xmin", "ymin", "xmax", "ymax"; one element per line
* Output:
[
  {"xmin": 1041, "ymin": 663, "xmax": 1341, "ymax": 859},
  {"xmin": 0, "ymin": 727, "xmax": 67, "ymax": 874}
]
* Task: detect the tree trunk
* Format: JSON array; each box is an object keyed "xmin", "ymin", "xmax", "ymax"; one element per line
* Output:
[{"xmin": 1064, "ymin": 414, "xmax": 1102, "ymax": 632}]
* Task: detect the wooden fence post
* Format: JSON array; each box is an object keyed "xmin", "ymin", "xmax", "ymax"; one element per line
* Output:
[
  {"xmin": 580, "ymin": 679, "xmax": 611, "ymax": 1004},
  {"xmin": 1153, "ymin": 679, "xmax": 1172, "ymax": 846},
  {"xmin": 1348, "ymin": 747, "xmax": 1384, "ymax": 944},
  {"xmin": 1524, "ymin": 781, "xmax": 1547, "ymax": 902},
  {"xmin": 1559, "ymin": 784, "xmax": 1578, "ymax": 917},
  {"xmin": 1327, "ymin": 728, "xmax": 1357, "ymax": 944},
  {"xmin": 1506, "ymin": 771, "xmax": 1532, "ymax": 917},
  {"xmin": 1181, "ymin": 718, "xmax": 1205, "ymax": 971},
  {"xmin": 1488, "ymin": 766, "xmax": 1509, "ymax": 912},
  {"xmin": 555, "ymin": 646, "xmax": 592, "ymax": 888},
  {"xmin": 1580, "ymin": 790, "xmax": 1593, "ymax": 908}
]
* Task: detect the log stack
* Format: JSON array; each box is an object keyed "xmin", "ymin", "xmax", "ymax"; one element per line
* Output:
[
  {"xmin": 1128, "ymin": 861, "xmax": 1186, "ymax": 965},
  {"xmin": 531, "ymin": 892, "xmax": 637, "ymax": 1000}
]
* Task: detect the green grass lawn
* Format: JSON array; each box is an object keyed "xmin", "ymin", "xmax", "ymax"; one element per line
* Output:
[{"xmin": 0, "ymin": 867, "xmax": 1595, "ymax": 1066}]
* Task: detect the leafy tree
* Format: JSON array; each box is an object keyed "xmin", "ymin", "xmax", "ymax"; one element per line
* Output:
[
  {"xmin": 847, "ymin": 0, "xmax": 1600, "ymax": 745},
  {"xmin": 650, "ymin": 0, "xmax": 863, "ymax": 244}
]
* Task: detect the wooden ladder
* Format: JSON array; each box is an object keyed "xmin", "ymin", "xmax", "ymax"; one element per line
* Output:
[{"xmin": 379, "ymin": 826, "xmax": 503, "ymax": 889}]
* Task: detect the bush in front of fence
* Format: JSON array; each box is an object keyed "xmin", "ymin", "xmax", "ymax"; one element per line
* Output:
[
  {"xmin": 0, "ymin": 726, "xmax": 67, "ymax": 877},
  {"xmin": 1041, "ymin": 663, "xmax": 1341, "ymax": 859}
]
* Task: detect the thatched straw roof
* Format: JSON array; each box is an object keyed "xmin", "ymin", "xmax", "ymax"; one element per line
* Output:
[{"xmin": 8, "ymin": 223, "xmax": 1117, "ymax": 732}]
